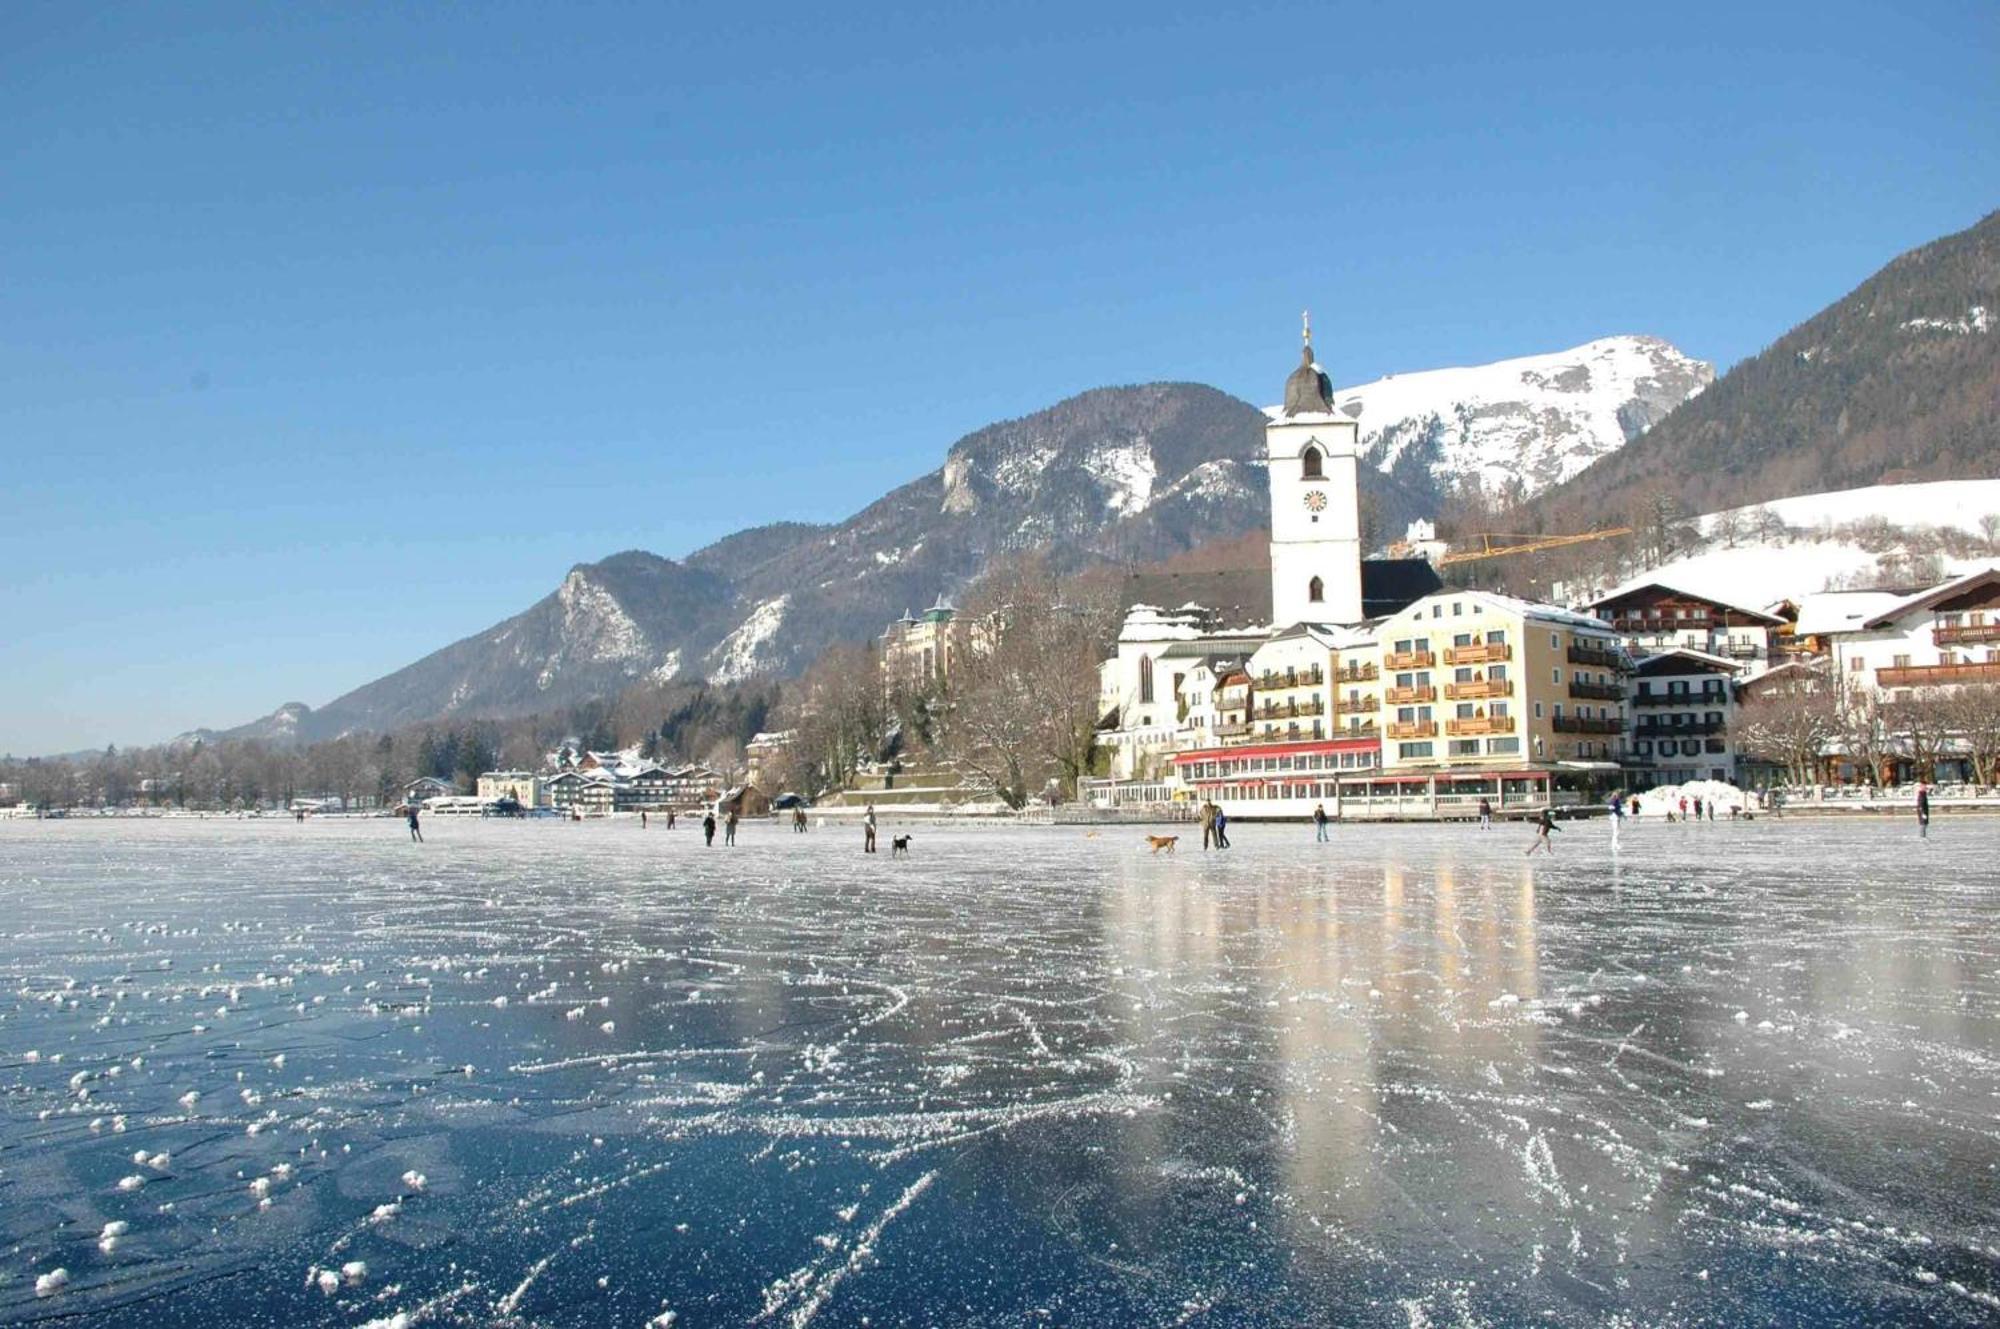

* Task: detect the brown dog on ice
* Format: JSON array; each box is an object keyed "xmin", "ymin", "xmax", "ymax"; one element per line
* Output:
[{"xmin": 1146, "ymin": 835, "xmax": 1179, "ymax": 855}]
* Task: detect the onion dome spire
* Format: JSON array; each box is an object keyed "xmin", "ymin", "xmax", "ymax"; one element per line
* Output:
[{"xmin": 1282, "ymin": 309, "xmax": 1334, "ymax": 415}]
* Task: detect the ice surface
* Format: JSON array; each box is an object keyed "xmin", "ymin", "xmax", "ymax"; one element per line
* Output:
[{"xmin": 0, "ymin": 815, "xmax": 1994, "ymax": 1326}]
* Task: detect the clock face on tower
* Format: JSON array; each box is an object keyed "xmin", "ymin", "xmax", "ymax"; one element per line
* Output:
[{"xmin": 1302, "ymin": 489, "xmax": 1328, "ymax": 513}]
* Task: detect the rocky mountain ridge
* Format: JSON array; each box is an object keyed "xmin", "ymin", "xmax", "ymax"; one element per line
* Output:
[{"xmin": 210, "ymin": 338, "xmax": 1711, "ymax": 743}]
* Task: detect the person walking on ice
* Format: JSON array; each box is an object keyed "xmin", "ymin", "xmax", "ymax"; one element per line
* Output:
[
  {"xmin": 1916, "ymin": 782, "xmax": 1931, "ymax": 839},
  {"xmin": 1312, "ymin": 802, "xmax": 1330, "ymax": 843},
  {"xmin": 1213, "ymin": 806, "xmax": 1231, "ymax": 849},
  {"xmin": 1199, "ymin": 801, "xmax": 1216, "ymax": 851},
  {"xmin": 406, "ymin": 804, "xmax": 423, "ymax": 843},
  {"xmin": 1607, "ymin": 791, "xmax": 1624, "ymax": 851},
  {"xmin": 1477, "ymin": 797, "xmax": 1492, "ymax": 829},
  {"xmin": 702, "ymin": 810, "xmax": 717, "ymax": 846},
  {"xmin": 863, "ymin": 803, "xmax": 878, "ymax": 853},
  {"xmin": 1526, "ymin": 807, "xmax": 1560, "ymax": 856},
  {"xmin": 724, "ymin": 808, "xmax": 738, "ymax": 846}
]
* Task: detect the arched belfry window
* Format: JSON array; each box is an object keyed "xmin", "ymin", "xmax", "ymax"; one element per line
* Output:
[
  {"xmin": 1139, "ymin": 655, "xmax": 1155, "ymax": 704},
  {"xmin": 1308, "ymin": 576, "xmax": 1325, "ymax": 603},
  {"xmin": 1302, "ymin": 446, "xmax": 1324, "ymax": 480}
]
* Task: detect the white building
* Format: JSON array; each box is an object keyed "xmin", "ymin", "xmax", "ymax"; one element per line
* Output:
[
  {"xmin": 1826, "ymin": 564, "xmax": 2000, "ymax": 700},
  {"xmin": 1628, "ymin": 648, "xmax": 1741, "ymax": 783}
]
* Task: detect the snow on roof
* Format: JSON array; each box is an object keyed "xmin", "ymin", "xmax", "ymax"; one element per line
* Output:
[
  {"xmin": 1861, "ymin": 562, "xmax": 2000, "ymax": 628},
  {"xmin": 1632, "ymin": 646, "xmax": 1740, "ymax": 672},
  {"xmin": 1584, "ymin": 577, "xmax": 1787, "ymax": 624},
  {"xmin": 1792, "ymin": 589, "xmax": 1910, "ymax": 636},
  {"xmin": 1405, "ymin": 588, "xmax": 1614, "ymax": 634}
]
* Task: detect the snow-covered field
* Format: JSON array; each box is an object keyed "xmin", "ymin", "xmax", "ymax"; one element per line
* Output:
[{"xmin": 1, "ymin": 817, "xmax": 1995, "ymax": 1327}]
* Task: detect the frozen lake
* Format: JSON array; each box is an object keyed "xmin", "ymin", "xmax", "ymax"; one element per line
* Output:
[{"xmin": 0, "ymin": 815, "xmax": 1994, "ymax": 1327}]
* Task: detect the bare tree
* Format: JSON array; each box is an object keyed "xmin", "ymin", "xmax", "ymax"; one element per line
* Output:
[
  {"xmin": 1941, "ymin": 683, "xmax": 2000, "ymax": 785},
  {"xmin": 1736, "ymin": 668, "xmax": 1839, "ymax": 784},
  {"xmin": 1836, "ymin": 684, "xmax": 1894, "ymax": 786},
  {"xmin": 1881, "ymin": 687, "xmax": 1955, "ymax": 783}
]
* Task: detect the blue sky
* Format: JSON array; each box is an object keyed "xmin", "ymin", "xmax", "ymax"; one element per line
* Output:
[{"xmin": 4, "ymin": 1, "xmax": 1996, "ymax": 754}]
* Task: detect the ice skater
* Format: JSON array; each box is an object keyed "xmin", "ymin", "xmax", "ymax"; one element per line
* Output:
[
  {"xmin": 1607, "ymin": 792, "xmax": 1624, "ymax": 850},
  {"xmin": 702, "ymin": 810, "xmax": 717, "ymax": 846},
  {"xmin": 724, "ymin": 809, "xmax": 738, "ymax": 845},
  {"xmin": 1199, "ymin": 801, "xmax": 1216, "ymax": 850},
  {"xmin": 406, "ymin": 805, "xmax": 423, "ymax": 843},
  {"xmin": 641, "ymin": 811, "xmax": 648, "ymax": 830},
  {"xmin": 863, "ymin": 803, "xmax": 878, "ymax": 853},
  {"xmin": 1916, "ymin": 782, "xmax": 1931, "ymax": 839},
  {"xmin": 1213, "ymin": 807, "xmax": 1231, "ymax": 849},
  {"xmin": 1477, "ymin": 797, "xmax": 1492, "ymax": 829},
  {"xmin": 1526, "ymin": 807, "xmax": 1560, "ymax": 856},
  {"xmin": 1313, "ymin": 802, "xmax": 1330, "ymax": 842}
]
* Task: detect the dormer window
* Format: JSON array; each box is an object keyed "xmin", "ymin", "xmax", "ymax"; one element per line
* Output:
[
  {"xmin": 1301, "ymin": 446, "xmax": 1324, "ymax": 479},
  {"xmin": 1308, "ymin": 576, "xmax": 1325, "ymax": 603}
]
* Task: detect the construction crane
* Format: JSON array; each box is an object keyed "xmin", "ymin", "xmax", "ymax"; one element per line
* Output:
[
  {"xmin": 1388, "ymin": 526, "xmax": 1634, "ymax": 565},
  {"xmin": 1438, "ymin": 527, "xmax": 1633, "ymax": 565}
]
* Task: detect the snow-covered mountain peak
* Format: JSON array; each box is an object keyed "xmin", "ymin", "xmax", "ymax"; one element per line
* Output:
[{"xmin": 1277, "ymin": 334, "xmax": 1712, "ymax": 502}]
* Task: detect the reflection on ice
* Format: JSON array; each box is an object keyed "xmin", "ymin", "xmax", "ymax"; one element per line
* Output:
[{"xmin": 0, "ymin": 815, "xmax": 1994, "ymax": 1326}]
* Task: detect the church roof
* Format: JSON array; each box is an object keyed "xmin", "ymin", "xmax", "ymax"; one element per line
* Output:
[{"xmin": 1281, "ymin": 313, "xmax": 1335, "ymax": 416}]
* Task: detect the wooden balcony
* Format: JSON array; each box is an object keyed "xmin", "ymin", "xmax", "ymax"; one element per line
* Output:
[
  {"xmin": 1213, "ymin": 720, "xmax": 1253, "ymax": 738},
  {"xmin": 1566, "ymin": 643, "xmax": 1625, "ymax": 670},
  {"xmin": 1387, "ymin": 720, "xmax": 1437, "ymax": 740},
  {"xmin": 1568, "ymin": 680, "xmax": 1624, "ymax": 701},
  {"xmin": 1336, "ymin": 664, "xmax": 1380, "ymax": 683},
  {"xmin": 1552, "ymin": 714, "xmax": 1625, "ymax": 735},
  {"xmin": 1445, "ymin": 715, "xmax": 1515, "ymax": 736},
  {"xmin": 1877, "ymin": 661, "xmax": 2000, "ymax": 687},
  {"xmin": 1933, "ymin": 623, "xmax": 2000, "ymax": 646},
  {"xmin": 1446, "ymin": 678, "xmax": 1510, "ymax": 700},
  {"xmin": 1254, "ymin": 701, "xmax": 1325, "ymax": 720},
  {"xmin": 1385, "ymin": 684, "xmax": 1436, "ymax": 704},
  {"xmin": 1444, "ymin": 642, "xmax": 1511, "ymax": 665},
  {"xmin": 1631, "ymin": 690, "xmax": 1726, "ymax": 707},
  {"xmin": 1256, "ymin": 668, "xmax": 1325, "ymax": 690},
  {"xmin": 1339, "ymin": 694, "xmax": 1379, "ymax": 712},
  {"xmin": 1339, "ymin": 722, "xmax": 1381, "ymax": 739},
  {"xmin": 1384, "ymin": 650, "xmax": 1435, "ymax": 670}
]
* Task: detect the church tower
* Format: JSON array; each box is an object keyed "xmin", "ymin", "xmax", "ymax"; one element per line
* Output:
[{"xmin": 1267, "ymin": 314, "xmax": 1362, "ymax": 625}]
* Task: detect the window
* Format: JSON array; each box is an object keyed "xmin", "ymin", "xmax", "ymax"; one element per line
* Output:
[
  {"xmin": 1308, "ymin": 576, "xmax": 1324, "ymax": 603},
  {"xmin": 1456, "ymin": 702, "xmax": 1477, "ymax": 719},
  {"xmin": 1552, "ymin": 668, "xmax": 1562, "ymax": 684},
  {"xmin": 1487, "ymin": 629, "xmax": 1506, "ymax": 645},
  {"xmin": 1489, "ymin": 665, "xmax": 1508, "ymax": 682},
  {"xmin": 1454, "ymin": 633, "xmax": 1473, "ymax": 647},
  {"xmin": 1487, "ymin": 737, "xmax": 1520, "ymax": 755},
  {"xmin": 1399, "ymin": 742, "xmax": 1434, "ymax": 760},
  {"xmin": 1551, "ymin": 632, "xmax": 1560, "ymax": 649},
  {"xmin": 1301, "ymin": 446, "xmax": 1323, "ymax": 479},
  {"xmin": 1849, "ymin": 656, "xmax": 1864, "ymax": 672},
  {"xmin": 1893, "ymin": 654, "xmax": 1912, "ymax": 668},
  {"xmin": 1432, "ymin": 605, "xmax": 1442, "ymax": 618},
  {"xmin": 1450, "ymin": 739, "xmax": 1480, "ymax": 757},
  {"xmin": 1491, "ymin": 701, "xmax": 1510, "ymax": 718},
  {"xmin": 1139, "ymin": 655, "xmax": 1154, "ymax": 705},
  {"xmin": 1534, "ymin": 701, "xmax": 1544, "ymax": 718},
  {"xmin": 1453, "ymin": 602, "xmax": 1464, "ymax": 616}
]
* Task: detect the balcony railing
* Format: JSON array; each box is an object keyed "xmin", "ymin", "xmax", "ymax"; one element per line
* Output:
[
  {"xmin": 1444, "ymin": 642, "xmax": 1511, "ymax": 665},
  {"xmin": 1254, "ymin": 701, "xmax": 1325, "ymax": 720},
  {"xmin": 1635, "ymin": 719, "xmax": 1724, "ymax": 737},
  {"xmin": 1631, "ymin": 690, "xmax": 1727, "ymax": 707},
  {"xmin": 1553, "ymin": 715, "xmax": 1625, "ymax": 734},
  {"xmin": 1877, "ymin": 661, "xmax": 2000, "ymax": 687},
  {"xmin": 1566, "ymin": 643, "xmax": 1626, "ymax": 670},
  {"xmin": 1932, "ymin": 623, "xmax": 2000, "ymax": 646},
  {"xmin": 1386, "ymin": 720, "xmax": 1437, "ymax": 740},
  {"xmin": 1445, "ymin": 715, "xmax": 1515, "ymax": 736},
  {"xmin": 1723, "ymin": 640, "xmax": 1763, "ymax": 659},
  {"xmin": 1609, "ymin": 615, "xmax": 1712, "ymax": 633},
  {"xmin": 1384, "ymin": 651, "xmax": 1435, "ymax": 670},
  {"xmin": 1568, "ymin": 680, "xmax": 1624, "ymax": 701},
  {"xmin": 1256, "ymin": 667, "xmax": 1325, "ymax": 690},
  {"xmin": 1339, "ymin": 722, "xmax": 1381, "ymax": 739},
  {"xmin": 1445, "ymin": 679, "xmax": 1510, "ymax": 700},
  {"xmin": 1385, "ymin": 685, "xmax": 1437, "ymax": 704},
  {"xmin": 1213, "ymin": 721, "xmax": 1253, "ymax": 738},
  {"xmin": 1336, "ymin": 665, "xmax": 1380, "ymax": 682},
  {"xmin": 1339, "ymin": 694, "xmax": 1380, "ymax": 712}
]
